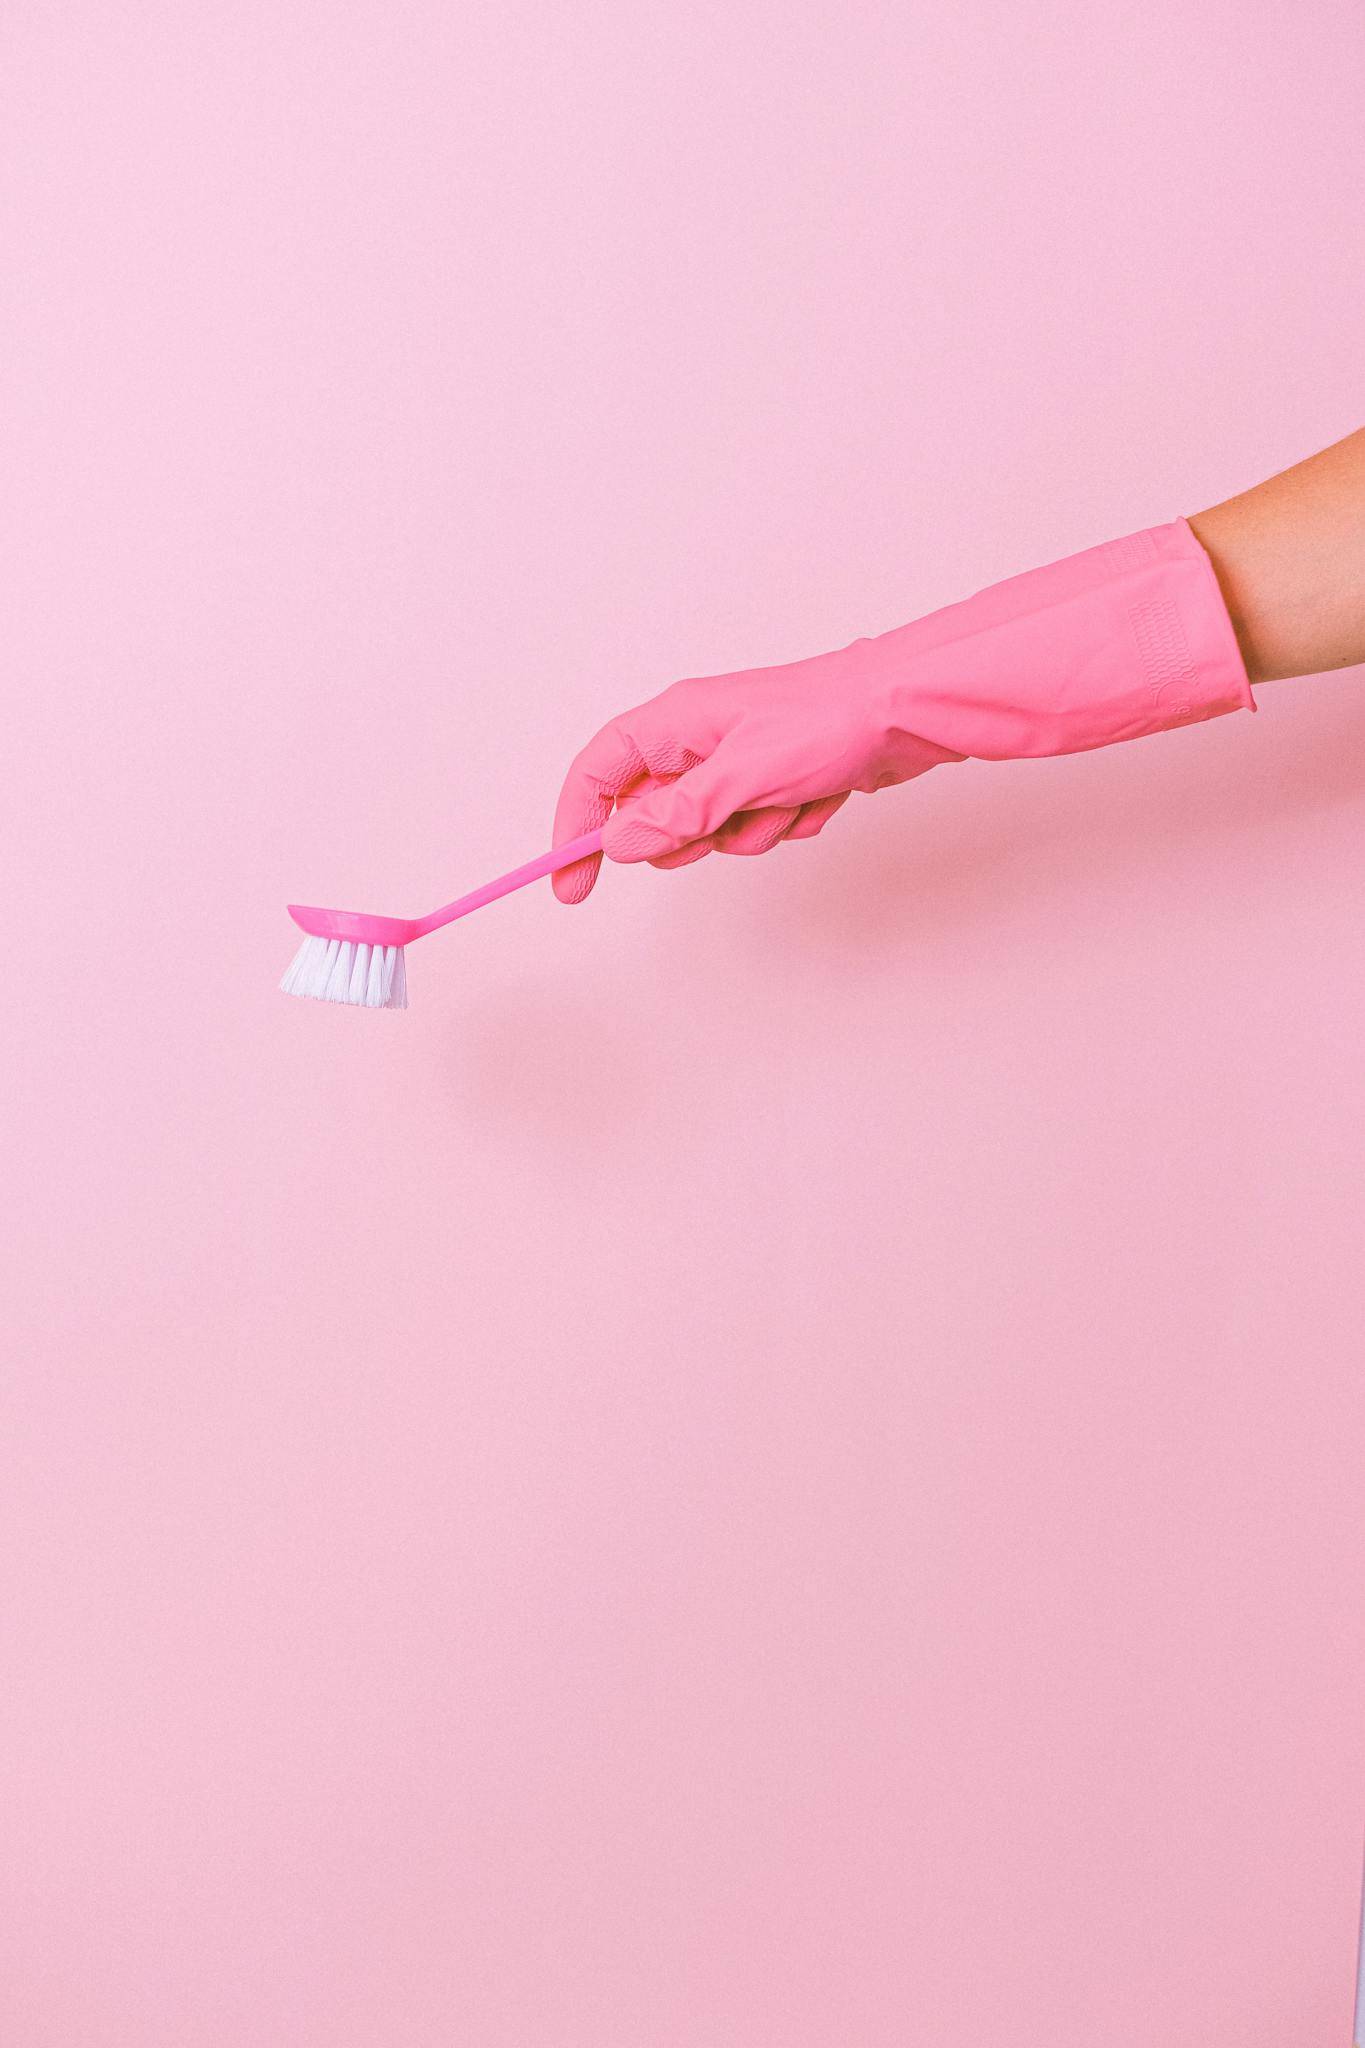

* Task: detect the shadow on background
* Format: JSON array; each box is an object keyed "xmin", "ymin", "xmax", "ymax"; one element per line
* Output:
[{"xmin": 764, "ymin": 671, "xmax": 1365, "ymax": 958}]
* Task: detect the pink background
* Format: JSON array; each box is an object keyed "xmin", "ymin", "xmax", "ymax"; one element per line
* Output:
[{"xmin": 3, "ymin": 3, "xmax": 1363, "ymax": 2042}]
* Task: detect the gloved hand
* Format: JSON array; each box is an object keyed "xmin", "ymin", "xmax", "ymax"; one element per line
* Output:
[{"xmin": 552, "ymin": 516, "xmax": 1255, "ymax": 901}]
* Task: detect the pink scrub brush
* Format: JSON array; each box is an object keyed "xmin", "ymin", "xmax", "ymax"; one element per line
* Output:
[{"xmin": 280, "ymin": 828, "xmax": 604, "ymax": 1009}]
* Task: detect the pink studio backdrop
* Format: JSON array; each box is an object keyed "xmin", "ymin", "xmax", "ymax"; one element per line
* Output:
[{"xmin": 2, "ymin": 3, "xmax": 1363, "ymax": 2043}]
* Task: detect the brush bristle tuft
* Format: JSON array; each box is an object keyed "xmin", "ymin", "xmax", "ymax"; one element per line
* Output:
[{"xmin": 280, "ymin": 936, "xmax": 408, "ymax": 1009}]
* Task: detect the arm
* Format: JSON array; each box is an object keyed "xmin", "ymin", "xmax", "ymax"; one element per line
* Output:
[
  {"xmin": 1189, "ymin": 428, "xmax": 1365, "ymax": 684},
  {"xmin": 553, "ymin": 429, "xmax": 1365, "ymax": 901}
]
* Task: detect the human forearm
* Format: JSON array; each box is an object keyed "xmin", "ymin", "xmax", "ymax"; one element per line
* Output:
[
  {"xmin": 551, "ymin": 519, "xmax": 1254, "ymax": 894},
  {"xmin": 552, "ymin": 431, "xmax": 1365, "ymax": 896},
  {"xmin": 1188, "ymin": 428, "xmax": 1365, "ymax": 684}
]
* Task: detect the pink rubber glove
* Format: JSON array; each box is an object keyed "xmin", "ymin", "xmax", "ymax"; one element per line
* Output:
[{"xmin": 552, "ymin": 517, "xmax": 1255, "ymax": 901}]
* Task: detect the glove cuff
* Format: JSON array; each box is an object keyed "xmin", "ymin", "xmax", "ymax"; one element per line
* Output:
[
  {"xmin": 1127, "ymin": 516, "xmax": 1256, "ymax": 732},
  {"xmin": 877, "ymin": 515, "xmax": 1256, "ymax": 764}
]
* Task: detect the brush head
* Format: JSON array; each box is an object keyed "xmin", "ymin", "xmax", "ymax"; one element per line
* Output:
[
  {"xmin": 280, "ymin": 935, "xmax": 408, "ymax": 1009},
  {"xmin": 286, "ymin": 903, "xmax": 418, "ymax": 946}
]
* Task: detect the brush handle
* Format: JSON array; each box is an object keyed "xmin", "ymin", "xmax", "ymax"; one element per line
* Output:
[{"xmin": 412, "ymin": 829, "xmax": 605, "ymax": 938}]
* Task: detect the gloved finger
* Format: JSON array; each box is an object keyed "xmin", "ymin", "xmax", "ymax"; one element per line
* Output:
[
  {"xmin": 712, "ymin": 804, "xmax": 802, "ymax": 856},
  {"xmin": 600, "ymin": 744, "xmax": 748, "ymax": 864},
  {"xmin": 648, "ymin": 835, "xmax": 717, "ymax": 870},
  {"xmin": 610, "ymin": 771, "xmax": 713, "ymax": 870},
  {"xmin": 553, "ymin": 719, "xmax": 707, "ymax": 902},
  {"xmin": 611, "ymin": 769, "xmax": 675, "ymax": 810},
  {"xmin": 551, "ymin": 718, "xmax": 648, "ymax": 903},
  {"xmin": 782, "ymin": 791, "xmax": 851, "ymax": 841}
]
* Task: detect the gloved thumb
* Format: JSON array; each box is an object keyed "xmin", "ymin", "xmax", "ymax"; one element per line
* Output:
[{"xmin": 600, "ymin": 748, "xmax": 744, "ymax": 864}]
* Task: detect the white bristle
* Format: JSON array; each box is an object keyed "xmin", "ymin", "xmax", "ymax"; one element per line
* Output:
[
  {"xmin": 279, "ymin": 935, "xmax": 409, "ymax": 1009},
  {"xmin": 365, "ymin": 944, "xmax": 386, "ymax": 1005},
  {"xmin": 323, "ymin": 940, "xmax": 351, "ymax": 1002}
]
